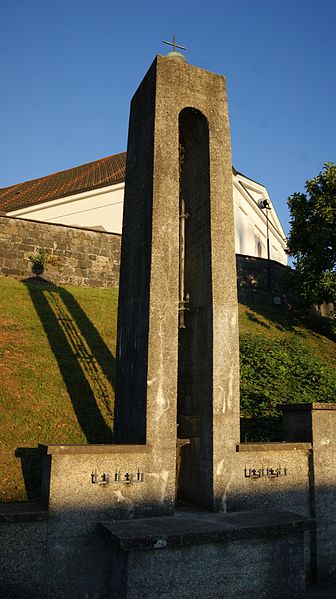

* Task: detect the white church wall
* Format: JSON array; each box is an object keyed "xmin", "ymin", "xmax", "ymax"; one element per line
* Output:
[
  {"xmin": 8, "ymin": 184, "xmax": 124, "ymax": 234},
  {"xmin": 233, "ymin": 174, "xmax": 287, "ymax": 266}
]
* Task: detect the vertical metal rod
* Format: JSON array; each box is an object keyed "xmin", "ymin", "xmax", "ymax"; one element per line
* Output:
[
  {"xmin": 258, "ymin": 199, "xmax": 272, "ymax": 292},
  {"xmin": 179, "ymin": 197, "xmax": 186, "ymax": 328},
  {"xmin": 266, "ymin": 210, "xmax": 271, "ymax": 291}
]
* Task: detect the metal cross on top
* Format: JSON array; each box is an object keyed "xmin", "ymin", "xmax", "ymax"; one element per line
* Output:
[{"xmin": 162, "ymin": 34, "xmax": 186, "ymax": 52}]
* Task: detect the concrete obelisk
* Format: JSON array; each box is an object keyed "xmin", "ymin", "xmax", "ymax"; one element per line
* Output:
[{"xmin": 115, "ymin": 52, "xmax": 240, "ymax": 510}]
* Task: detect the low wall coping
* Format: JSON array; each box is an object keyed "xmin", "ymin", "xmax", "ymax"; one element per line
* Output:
[
  {"xmin": 279, "ymin": 403, "xmax": 336, "ymax": 412},
  {"xmin": 39, "ymin": 443, "xmax": 152, "ymax": 455},
  {"xmin": 0, "ymin": 214, "xmax": 122, "ymax": 238},
  {"xmin": 0, "ymin": 502, "xmax": 48, "ymax": 523},
  {"xmin": 236, "ymin": 442, "xmax": 311, "ymax": 452},
  {"xmin": 100, "ymin": 510, "xmax": 311, "ymax": 552}
]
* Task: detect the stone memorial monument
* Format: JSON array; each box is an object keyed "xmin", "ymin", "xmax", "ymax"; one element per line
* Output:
[
  {"xmin": 100, "ymin": 49, "xmax": 309, "ymax": 598},
  {"xmin": 114, "ymin": 48, "xmax": 240, "ymax": 512}
]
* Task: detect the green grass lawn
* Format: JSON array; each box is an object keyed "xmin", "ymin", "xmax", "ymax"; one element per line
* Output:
[
  {"xmin": 0, "ymin": 277, "xmax": 118, "ymax": 501},
  {"xmin": 1, "ymin": 276, "xmax": 335, "ymax": 501}
]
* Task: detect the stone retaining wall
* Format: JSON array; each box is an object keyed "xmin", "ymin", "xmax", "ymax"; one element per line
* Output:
[
  {"xmin": 0, "ymin": 216, "xmax": 292, "ymax": 304},
  {"xmin": 0, "ymin": 215, "xmax": 121, "ymax": 288},
  {"xmin": 236, "ymin": 253, "xmax": 297, "ymax": 306}
]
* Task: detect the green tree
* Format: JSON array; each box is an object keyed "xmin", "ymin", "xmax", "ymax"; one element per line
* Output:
[{"xmin": 287, "ymin": 162, "xmax": 336, "ymax": 306}]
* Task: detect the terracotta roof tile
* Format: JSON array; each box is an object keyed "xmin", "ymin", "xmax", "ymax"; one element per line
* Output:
[
  {"xmin": 1, "ymin": 151, "xmax": 243, "ymax": 214},
  {"xmin": 0, "ymin": 152, "xmax": 126, "ymax": 213}
]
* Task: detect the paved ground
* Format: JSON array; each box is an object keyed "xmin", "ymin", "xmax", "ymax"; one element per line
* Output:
[{"xmin": 305, "ymin": 582, "xmax": 336, "ymax": 598}]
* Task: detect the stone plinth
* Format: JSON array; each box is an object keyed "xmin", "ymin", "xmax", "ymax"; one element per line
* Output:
[
  {"xmin": 40, "ymin": 444, "xmax": 174, "ymax": 531},
  {"xmin": 281, "ymin": 403, "xmax": 336, "ymax": 445},
  {"xmin": 280, "ymin": 404, "xmax": 336, "ymax": 581},
  {"xmin": 0, "ymin": 507, "xmax": 48, "ymax": 599},
  {"xmin": 35, "ymin": 443, "xmax": 175, "ymax": 599},
  {"xmin": 101, "ymin": 510, "xmax": 310, "ymax": 599}
]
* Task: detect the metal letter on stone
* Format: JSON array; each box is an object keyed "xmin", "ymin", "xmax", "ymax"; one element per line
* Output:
[
  {"xmin": 244, "ymin": 465, "xmax": 287, "ymax": 480},
  {"xmin": 91, "ymin": 469, "xmax": 145, "ymax": 485}
]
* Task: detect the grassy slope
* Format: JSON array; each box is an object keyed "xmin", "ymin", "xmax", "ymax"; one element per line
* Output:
[
  {"xmin": 0, "ymin": 277, "xmax": 335, "ymax": 501},
  {"xmin": 238, "ymin": 303, "xmax": 336, "ymax": 368},
  {"xmin": 238, "ymin": 304, "xmax": 336, "ymax": 440},
  {"xmin": 0, "ymin": 278, "xmax": 118, "ymax": 501}
]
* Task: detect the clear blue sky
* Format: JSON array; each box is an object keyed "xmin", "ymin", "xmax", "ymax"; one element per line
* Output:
[{"xmin": 1, "ymin": 0, "xmax": 335, "ymax": 236}]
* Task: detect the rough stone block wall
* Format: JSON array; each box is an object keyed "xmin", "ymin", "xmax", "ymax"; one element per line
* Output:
[
  {"xmin": 236, "ymin": 254, "xmax": 298, "ymax": 306},
  {"xmin": 0, "ymin": 216, "xmax": 293, "ymax": 303},
  {"xmin": 0, "ymin": 216, "xmax": 121, "ymax": 288}
]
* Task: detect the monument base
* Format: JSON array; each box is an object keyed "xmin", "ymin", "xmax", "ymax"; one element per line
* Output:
[{"xmin": 101, "ymin": 510, "xmax": 310, "ymax": 599}]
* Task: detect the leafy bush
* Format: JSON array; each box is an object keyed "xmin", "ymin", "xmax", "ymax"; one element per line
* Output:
[
  {"xmin": 240, "ymin": 334, "xmax": 336, "ymax": 419},
  {"xmin": 28, "ymin": 247, "xmax": 46, "ymax": 275},
  {"xmin": 28, "ymin": 247, "xmax": 61, "ymax": 275}
]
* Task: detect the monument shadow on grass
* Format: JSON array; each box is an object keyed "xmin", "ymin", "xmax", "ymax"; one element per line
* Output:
[{"xmin": 23, "ymin": 278, "xmax": 115, "ymax": 444}]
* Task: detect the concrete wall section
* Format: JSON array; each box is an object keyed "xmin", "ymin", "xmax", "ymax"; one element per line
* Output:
[
  {"xmin": 2, "ymin": 436, "xmax": 336, "ymax": 596},
  {"xmin": 42, "ymin": 445, "xmax": 174, "ymax": 524},
  {"xmin": 102, "ymin": 510, "xmax": 309, "ymax": 599},
  {"xmin": 282, "ymin": 404, "xmax": 336, "ymax": 582},
  {"xmin": 38, "ymin": 443, "xmax": 175, "ymax": 599},
  {"xmin": 121, "ymin": 533, "xmax": 305, "ymax": 599},
  {"xmin": 114, "ymin": 59, "xmax": 158, "ymax": 446},
  {"xmin": 0, "ymin": 519, "xmax": 48, "ymax": 599},
  {"xmin": 229, "ymin": 444, "xmax": 311, "ymax": 516}
]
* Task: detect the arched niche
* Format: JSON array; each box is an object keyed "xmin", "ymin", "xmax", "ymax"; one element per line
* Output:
[{"xmin": 177, "ymin": 107, "xmax": 213, "ymax": 508}]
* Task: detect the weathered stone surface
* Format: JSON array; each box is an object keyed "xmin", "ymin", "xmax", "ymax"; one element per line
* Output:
[
  {"xmin": 31, "ymin": 442, "xmax": 176, "ymax": 598},
  {"xmin": 40, "ymin": 444, "xmax": 174, "ymax": 540},
  {"xmin": 0, "ymin": 502, "xmax": 48, "ymax": 523},
  {"xmin": 283, "ymin": 404, "xmax": 336, "ymax": 582},
  {"xmin": 0, "ymin": 519, "xmax": 48, "ymax": 598},
  {"xmin": 45, "ymin": 536, "xmax": 108, "ymax": 599},
  {"xmin": 225, "ymin": 446, "xmax": 311, "ymax": 515},
  {"xmin": 101, "ymin": 510, "xmax": 309, "ymax": 599},
  {"xmin": 101, "ymin": 509, "xmax": 310, "ymax": 549},
  {"xmin": 115, "ymin": 54, "xmax": 240, "ymax": 511},
  {"xmin": 236, "ymin": 254, "xmax": 299, "ymax": 306}
]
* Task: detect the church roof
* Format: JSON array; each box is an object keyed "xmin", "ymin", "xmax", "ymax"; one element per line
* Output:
[
  {"xmin": 0, "ymin": 152, "xmax": 245, "ymax": 214},
  {"xmin": 0, "ymin": 152, "xmax": 127, "ymax": 213}
]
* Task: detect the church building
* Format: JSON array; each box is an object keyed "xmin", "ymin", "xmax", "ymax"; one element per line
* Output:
[{"xmin": 0, "ymin": 151, "xmax": 287, "ymax": 266}]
